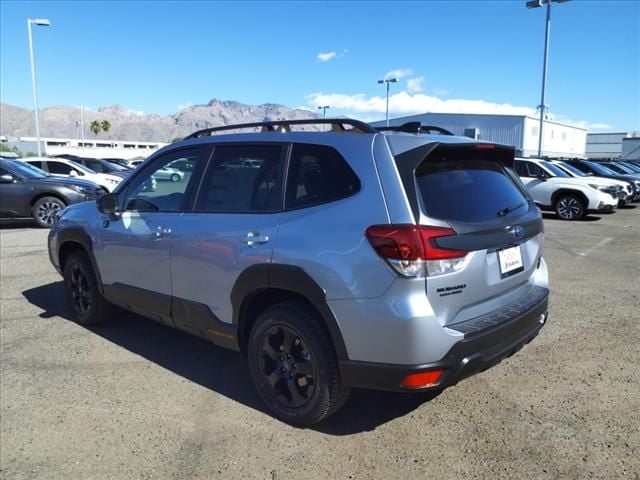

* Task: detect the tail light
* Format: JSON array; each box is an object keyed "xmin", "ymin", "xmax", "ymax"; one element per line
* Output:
[{"xmin": 365, "ymin": 224, "xmax": 468, "ymax": 278}]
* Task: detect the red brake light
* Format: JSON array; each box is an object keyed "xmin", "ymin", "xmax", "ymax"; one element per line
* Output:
[
  {"xmin": 475, "ymin": 143, "xmax": 496, "ymax": 149},
  {"xmin": 365, "ymin": 225, "xmax": 466, "ymax": 261}
]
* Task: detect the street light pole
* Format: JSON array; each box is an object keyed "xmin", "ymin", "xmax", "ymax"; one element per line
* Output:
[
  {"xmin": 526, "ymin": 0, "xmax": 570, "ymax": 157},
  {"xmin": 317, "ymin": 105, "xmax": 330, "ymax": 120},
  {"xmin": 27, "ymin": 18, "xmax": 51, "ymax": 157},
  {"xmin": 377, "ymin": 78, "xmax": 398, "ymax": 127}
]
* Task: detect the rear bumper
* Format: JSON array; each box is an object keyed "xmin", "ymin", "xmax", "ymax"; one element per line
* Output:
[{"xmin": 340, "ymin": 286, "xmax": 549, "ymax": 392}]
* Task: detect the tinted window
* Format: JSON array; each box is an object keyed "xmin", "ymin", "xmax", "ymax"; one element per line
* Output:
[
  {"xmin": 195, "ymin": 144, "xmax": 284, "ymax": 213},
  {"xmin": 47, "ymin": 161, "xmax": 73, "ymax": 175},
  {"xmin": 540, "ymin": 161, "xmax": 569, "ymax": 177},
  {"xmin": 125, "ymin": 148, "xmax": 205, "ymax": 212},
  {"xmin": 416, "ymin": 160, "xmax": 528, "ymax": 222},
  {"xmin": 515, "ymin": 161, "xmax": 528, "ymax": 177},
  {"xmin": 285, "ymin": 144, "xmax": 360, "ymax": 210},
  {"xmin": 86, "ymin": 159, "xmax": 106, "ymax": 172}
]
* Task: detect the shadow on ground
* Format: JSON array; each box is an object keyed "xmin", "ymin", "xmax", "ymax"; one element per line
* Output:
[
  {"xmin": 22, "ymin": 281, "xmax": 437, "ymax": 435},
  {"xmin": 542, "ymin": 212, "xmax": 603, "ymax": 222},
  {"xmin": 0, "ymin": 219, "xmax": 39, "ymax": 229}
]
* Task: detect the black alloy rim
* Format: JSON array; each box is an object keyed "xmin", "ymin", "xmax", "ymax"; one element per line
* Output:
[
  {"xmin": 69, "ymin": 265, "xmax": 91, "ymax": 316},
  {"xmin": 258, "ymin": 325, "xmax": 316, "ymax": 408}
]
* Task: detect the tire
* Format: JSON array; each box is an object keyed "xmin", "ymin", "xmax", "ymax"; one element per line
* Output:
[
  {"xmin": 63, "ymin": 251, "xmax": 114, "ymax": 325},
  {"xmin": 554, "ymin": 193, "xmax": 585, "ymax": 220},
  {"xmin": 32, "ymin": 196, "xmax": 66, "ymax": 228},
  {"xmin": 247, "ymin": 302, "xmax": 350, "ymax": 426},
  {"xmin": 170, "ymin": 173, "xmax": 180, "ymax": 182}
]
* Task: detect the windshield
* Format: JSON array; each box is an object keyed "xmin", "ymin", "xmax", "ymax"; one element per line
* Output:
[
  {"xmin": 104, "ymin": 161, "xmax": 128, "ymax": 171},
  {"xmin": 8, "ymin": 160, "xmax": 49, "ymax": 179},
  {"xmin": 556, "ymin": 161, "xmax": 588, "ymax": 177},
  {"xmin": 622, "ymin": 162, "xmax": 640, "ymax": 173},
  {"xmin": 540, "ymin": 160, "xmax": 569, "ymax": 177},
  {"xmin": 585, "ymin": 161, "xmax": 616, "ymax": 175},
  {"xmin": 612, "ymin": 163, "xmax": 637, "ymax": 174}
]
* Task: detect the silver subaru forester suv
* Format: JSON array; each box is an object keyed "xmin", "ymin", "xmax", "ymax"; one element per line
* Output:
[{"xmin": 48, "ymin": 119, "xmax": 549, "ymax": 426}]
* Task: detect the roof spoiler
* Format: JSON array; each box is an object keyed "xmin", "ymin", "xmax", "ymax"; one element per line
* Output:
[{"xmin": 375, "ymin": 122, "xmax": 454, "ymax": 136}]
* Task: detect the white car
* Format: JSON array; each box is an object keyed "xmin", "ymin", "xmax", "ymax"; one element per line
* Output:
[
  {"xmin": 23, "ymin": 158, "xmax": 122, "ymax": 193},
  {"xmin": 549, "ymin": 160, "xmax": 634, "ymax": 206},
  {"xmin": 514, "ymin": 158, "xmax": 618, "ymax": 220},
  {"xmin": 152, "ymin": 166, "xmax": 184, "ymax": 182}
]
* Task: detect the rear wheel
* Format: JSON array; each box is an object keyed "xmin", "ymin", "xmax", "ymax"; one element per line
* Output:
[
  {"xmin": 170, "ymin": 173, "xmax": 180, "ymax": 182},
  {"xmin": 247, "ymin": 302, "xmax": 350, "ymax": 426},
  {"xmin": 555, "ymin": 193, "xmax": 585, "ymax": 220},
  {"xmin": 32, "ymin": 196, "xmax": 65, "ymax": 228},
  {"xmin": 63, "ymin": 252, "xmax": 114, "ymax": 325}
]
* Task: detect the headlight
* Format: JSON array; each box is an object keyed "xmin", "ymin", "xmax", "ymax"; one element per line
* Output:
[{"xmin": 106, "ymin": 178, "xmax": 119, "ymax": 185}]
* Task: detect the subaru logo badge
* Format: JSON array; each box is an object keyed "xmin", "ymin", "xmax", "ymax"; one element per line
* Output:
[{"xmin": 510, "ymin": 226, "xmax": 524, "ymax": 238}]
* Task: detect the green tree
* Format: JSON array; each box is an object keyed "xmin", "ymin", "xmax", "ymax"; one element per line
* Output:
[
  {"xmin": 89, "ymin": 120, "xmax": 101, "ymax": 136},
  {"xmin": 100, "ymin": 120, "xmax": 111, "ymax": 134}
]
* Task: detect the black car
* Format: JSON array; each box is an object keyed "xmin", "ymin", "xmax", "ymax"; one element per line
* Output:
[
  {"xmin": 564, "ymin": 160, "xmax": 640, "ymax": 202},
  {"xmin": 0, "ymin": 159, "xmax": 103, "ymax": 227}
]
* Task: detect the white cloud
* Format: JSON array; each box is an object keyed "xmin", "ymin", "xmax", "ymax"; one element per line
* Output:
[
  {"xmin": 306, "ymin": 91, "xmax": 536, "ymax": 118},
  {"xmin": 317, "ymin": 51, "xmax": 337, "ymax": 62},
  {"xmin": 384, "ymin": 68, "xmax": 413, "ymax": 80},
  {"xmin": 407, "ymin": 77, "xmax": 424, "ymax": 94}
]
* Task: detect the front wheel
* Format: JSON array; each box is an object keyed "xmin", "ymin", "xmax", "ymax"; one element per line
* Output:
[
  {"xmin": 555, "ymin": 193, "xmax": 585, "ymax": 220},
  {"xmin": 247, "ymin": 302, "xmax": 350, "ymax": 426},
  {"xmin": 32, "ymin": 196, "xmax": 66, "ymax": 228},
  {"xmin": 63, "ymin": 252, "xmax": 114, "ymax": 325}
]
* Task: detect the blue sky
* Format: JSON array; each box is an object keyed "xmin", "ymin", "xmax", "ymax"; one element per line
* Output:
[{"xmin": 1, "ymin": 0, "xmax": 638, "ymax": 131}]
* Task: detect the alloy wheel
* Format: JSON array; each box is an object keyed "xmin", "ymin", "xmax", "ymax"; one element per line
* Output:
[
  {"xmin": 557, "ymin": 196, "xmax": 582, "ymax": 220},
  {"xmin": 37, "ymin": 201, "xmax": 61, "ymax": 226},
  {"xmin": 258, "ymin": 325, "xmax": 316, "ymax": 408},
  {"xmin": 69, "ymin": 265, "xmax": 91, "ymax": 316}
]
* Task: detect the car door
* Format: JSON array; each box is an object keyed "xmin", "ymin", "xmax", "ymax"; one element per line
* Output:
[
  {"xmin": 93, "ymin": 146, "xmax": 210, "ymax": 324},
  {"xmin": 517, "ymin": 161, "xmax": 554, "ymax": 206},
  {"xmin": 170, "ymin": 143, "xmax": 286, "ymax": 335},
  {"xmin": 0, "ymin": 167, "xmax": 31, "ymax": 216}
]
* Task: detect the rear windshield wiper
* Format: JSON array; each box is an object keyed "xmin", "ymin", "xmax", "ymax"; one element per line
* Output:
[{"xmin": 497, "ymin": 202, "xmax": 525, "ymax": 217}]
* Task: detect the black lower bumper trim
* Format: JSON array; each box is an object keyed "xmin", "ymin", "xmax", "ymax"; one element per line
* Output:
[{"xmin": 340, "ymin": 287, "xmax": 549, "ymax": 392}]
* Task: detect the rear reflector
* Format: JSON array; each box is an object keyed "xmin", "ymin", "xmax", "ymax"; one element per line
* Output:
[
  {"xmin": 366, "ymin": 225, "xmax": 468, "ymax": 277},
  {"xmin": 401, "ymin": 370, "xmax": 444, "ymax": 389}
]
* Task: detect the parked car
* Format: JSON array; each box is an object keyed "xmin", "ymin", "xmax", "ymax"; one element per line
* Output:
[
  {"xmin": 48, "ymin": 119, "xmax": 549, "ymax": 425},
  {"xmin": 603, "ymin": 161, "xmax": 640, "ymax": 178},
  {"xmin": 71, "ymin": 157, "xmax": 132, "ymax": 178},
  {"xmin": 514, "ymin": 158, "xmax": 618, "ymax": 219},
  {"xmin": 549, "ymin": 160, "xmax": 633, "ymax": 207},
  {"xmin": 23, "ymin": 158, "xmax": 122, "ymax": 193},
  {"xmin": 152, "ymin": 166, "xmax": 184, "ymax": 182},
  {"xmin": 0, "ymin": 158, "xmax": 102, "ymax": 227},
  {"xmin": 563, "ymin": 160, "xmax": 640, "ymax": 202},
  {"xmin": 167, "ymin": 158, "xmax": 197, "ymax": 172}
]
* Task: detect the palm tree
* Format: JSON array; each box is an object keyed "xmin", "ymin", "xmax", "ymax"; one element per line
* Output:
[
  {"xmin": 100, "ymin": 120, "xmax": 111, "ymax": 134},
  {"xmin": 89, "ymin": 120, "xmax": 101, "ymax": 136}
]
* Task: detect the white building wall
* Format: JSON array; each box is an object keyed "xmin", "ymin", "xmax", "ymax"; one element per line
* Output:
[
  {"xmin": 372, "ymin": 113, "xmax": 586, "ymax": 158},
  {"xmin": 586, "ymin": 132, "xmax": 640, "ymax": 159},
  {"xmin": 522, "ymin": 117, "xmax": 587, "ymax": 158}
]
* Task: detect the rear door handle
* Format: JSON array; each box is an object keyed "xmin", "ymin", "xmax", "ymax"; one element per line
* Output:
[{"xmin": 243, "ymin": 231, "xmax": 269, "ymax": 246}]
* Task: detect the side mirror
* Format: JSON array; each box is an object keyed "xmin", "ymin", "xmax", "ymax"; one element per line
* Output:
[
  {"xmin": 536, "ymin": 172, "xmax": 548, "ymax": 181},
  {"xmin": 0, "ymin": 174, "xmax": 15, "ymax": 183},
  {"xmin": 69, "ymin": 170, "xmax": 78, "ymax": 178},
  {"xmin": 97, "ymin": 192, "xmax": 120, "ymax": 216}
]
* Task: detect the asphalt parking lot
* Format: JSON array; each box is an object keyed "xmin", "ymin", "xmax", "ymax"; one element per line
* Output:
[{"xmin": 1, "ymin": 207, "xmax": 639, "ymax": 480}]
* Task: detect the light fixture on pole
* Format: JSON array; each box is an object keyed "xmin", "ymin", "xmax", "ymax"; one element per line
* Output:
[
  {"xmin": 27, "ymin": 17, "xmax": 51, "ymax": 157},
  {"xmin": 377, "ymin": 78, "xmax": 398, "ymax": 127},
  {"xmin": 526, "ymin": 0, "xmax": 570, "ymax": 157},
  {"xmin": 317, "ymin": 105, "xmax": 330, "ymax": 120}
]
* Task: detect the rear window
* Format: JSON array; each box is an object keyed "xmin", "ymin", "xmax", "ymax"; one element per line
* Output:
[{"xmin": 415, "ymin": 160, "xmax": 528, "ymax": 222}]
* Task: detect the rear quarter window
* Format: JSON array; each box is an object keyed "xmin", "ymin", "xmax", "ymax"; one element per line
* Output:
[{"xmin": 415, "ymin": 159, "xmax": 528, "ymax": 223}]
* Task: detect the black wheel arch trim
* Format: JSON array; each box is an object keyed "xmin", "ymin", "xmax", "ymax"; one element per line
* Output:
[
  {"xmin": 231, "ymin": 264, "xmax": 349, "ymax": 360},
  {"xmin": 55, "ymin": 228, "xmax": 104, "ymax": 294}
]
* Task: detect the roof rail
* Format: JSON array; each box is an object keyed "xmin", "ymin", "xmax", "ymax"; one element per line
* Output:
[
  {"xmin": 376, "ymin": 122, "xmax": 454, "ymax": 136},
  {"xmin": 184, "ymin": 118, "xmax": 377, "ymax": 139}
]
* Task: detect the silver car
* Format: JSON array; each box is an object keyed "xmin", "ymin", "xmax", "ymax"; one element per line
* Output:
[{"xmin": 48, "ymin": 119, "xmax": 549, "ymax": 426}]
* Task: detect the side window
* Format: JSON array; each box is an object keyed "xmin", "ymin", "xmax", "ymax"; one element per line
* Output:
[
  {"xmin": 514, "ymin": 162, "xmax": 528, "ymax": 177},
  {"xmin": 526, "ymin": 163, "xmax": 545, "ymax": 177},
  {"xmin": 124, "ymin": 148, "xmax": 206, "ymax": 212},
  {"xmin": 27, "ymin": 161, "xmax": 43, "ymax": 170},
  {"xmin": 86, "ymin": 160, "xmax": 104, "ymax": 172},
  {"xmin": 194, "ymin": 144, "xmax": 285, "ymax": 213},
  {"xmin": 47, "ymin": 162, "xmax": 73, "ymax": 175},
  {"xmin": 285, "ymin": 144, "xmax": 360, "ymax": 210}
]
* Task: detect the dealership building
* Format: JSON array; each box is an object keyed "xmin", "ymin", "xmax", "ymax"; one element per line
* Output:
[
  {"xmin": 585, "ymin": 131, "xmax": 640, "ymax": 160},
  {"xmin": 372, "ymin": 112, "xmax": 587, "ymax": 158},
  {"xmin": 0, "ymin": 136, "xmax": 167, "ymax": 160}
]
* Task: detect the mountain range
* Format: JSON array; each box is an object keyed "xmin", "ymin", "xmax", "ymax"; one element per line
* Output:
[{"xmin": 0, "ymin": 99, "xmax": 320, "ymax": 142}]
